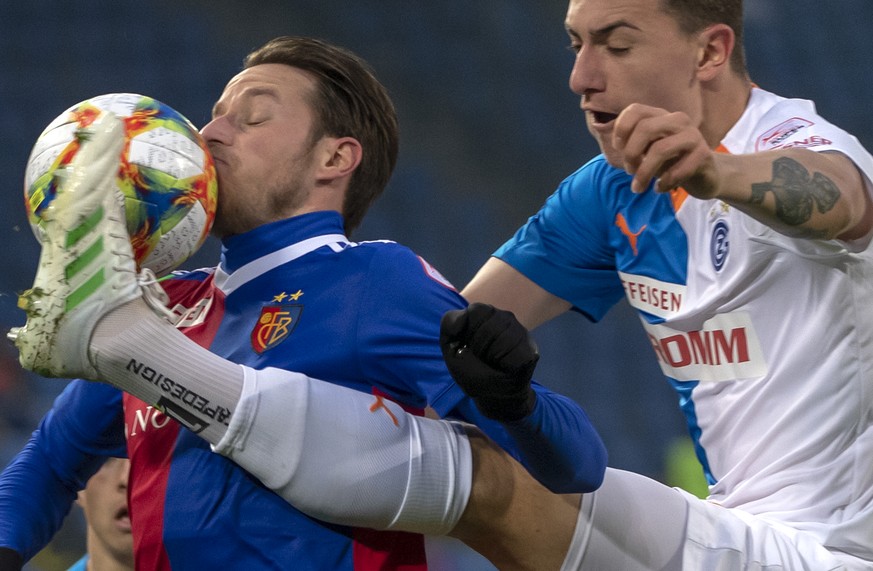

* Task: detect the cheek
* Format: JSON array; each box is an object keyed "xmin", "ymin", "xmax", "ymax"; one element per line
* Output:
[{"xmin": 628, "ymin": 72, "xmax": 692, "ymax": 113}]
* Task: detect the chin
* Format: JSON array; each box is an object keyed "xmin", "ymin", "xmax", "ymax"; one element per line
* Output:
[
  {"xmin": 588, "ymin": 133, "xmax": 624, "ymax": 169},
  {"xmin": 600, "ymin": 148, "xmax": 625, "ymax": 170}
]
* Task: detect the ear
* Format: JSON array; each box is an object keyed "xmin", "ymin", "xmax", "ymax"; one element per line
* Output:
[
  {"xmin": 696, "ymin": 23, "xmax": 734, "ymax": 82},
  {"xmin": 315, "ymin": 136, "xmax": 363, "ymax": 183}
]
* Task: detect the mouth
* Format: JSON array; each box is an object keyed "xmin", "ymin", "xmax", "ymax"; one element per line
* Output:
[
  {"xmin": 588, "ymin": 110, "xmax": 618, "ymax": 127},
  {"xmin": 115, "ymin": 506, "xmax": 132, "ymax": 532},
  {"xmin": 206, "ymin": 144, "xmax": 227, "ymax": 165},
  {"xmin": 209, "ymin": 152, "xmax": 227, "ymax": 166}
]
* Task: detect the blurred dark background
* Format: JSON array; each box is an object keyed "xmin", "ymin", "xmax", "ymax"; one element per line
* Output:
[{"xmin": 1, "ymin": 1, "xmax": 871, "ymax": 568}]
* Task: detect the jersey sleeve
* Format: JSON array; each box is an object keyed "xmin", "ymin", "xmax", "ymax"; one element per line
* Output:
[
  {"xmin": 504, "ymin": 384, "xmax": 606, "ymax": 492},
  {"xmin": 0, "ymin": 380, "xmax": 126, "ymax": 561},
  {"xmin": 494, "ymin": 158, "xmax": 627, "ymax": 321},
  {"xmin": 449, "ymin": 383, "xmax": 607, "ymax": 493}
]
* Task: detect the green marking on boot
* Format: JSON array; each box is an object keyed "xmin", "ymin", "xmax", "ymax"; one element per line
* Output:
[
  {"xmin": 66, "ymin": 206, "xmax": 104, "ymax": 248},
  {"xmin": 65, "ymin": 237, "xmax": 103, "ymax": 280},
  {"xmin": 65, "ymin": 268, "xmax": 105, "ymax": 312}
]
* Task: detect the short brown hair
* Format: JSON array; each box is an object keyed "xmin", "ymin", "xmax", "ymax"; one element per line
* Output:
[
  {"xmin": 662, "ymin": 0, "xmax": 747, "ymax": 75},
  {"xmin": 244, "ymin": 36, "xmax": 399, "ymax": 235}
]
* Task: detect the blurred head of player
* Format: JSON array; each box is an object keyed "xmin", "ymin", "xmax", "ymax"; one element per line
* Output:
[
  {"xmin": 201, "ymin": 36, "xmax": 399, "ymax": 239},
  {"xmin": 76, "ymin": 457, "xmax": 133, "ymax": 571},
  {"xmin": 565, "ymin": 0, "xmax": 748, "ymax": 166}
]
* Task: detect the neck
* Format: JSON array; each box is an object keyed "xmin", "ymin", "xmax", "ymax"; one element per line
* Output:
[
  {"xmin": 85, "ymin": 531, "xmax": 133, "ymax": 571},
  {"xmin": 699, "ymin": 72, "xmax": 753, "ymax": 148}
]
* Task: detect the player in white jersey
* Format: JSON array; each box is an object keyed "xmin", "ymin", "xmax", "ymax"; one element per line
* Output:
[
  {"xmin": 457, "ymin": 0, "xmax": 873, "ymax": 568},
  {"xmin": 6, "ymin": 1, "xmax": 873, "ymax": 570}
]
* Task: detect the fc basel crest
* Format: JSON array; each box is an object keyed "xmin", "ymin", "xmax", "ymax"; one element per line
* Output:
[{"xmin": 251, "ymin": 304, "xmax": 303, "ymax": 354}]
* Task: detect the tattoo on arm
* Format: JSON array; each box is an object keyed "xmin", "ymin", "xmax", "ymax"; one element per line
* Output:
[{"xmin": 749, "ymin": 157, "xmax": 841, "ymax": 232}]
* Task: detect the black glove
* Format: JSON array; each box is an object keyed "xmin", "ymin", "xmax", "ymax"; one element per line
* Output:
[
  {"xmin": 0, "ymin": 548, "xmax": 22, "ymax": 571},
  {"xmin": 440, "ymin": 303, "xmax": 539, "ymax": 422}
]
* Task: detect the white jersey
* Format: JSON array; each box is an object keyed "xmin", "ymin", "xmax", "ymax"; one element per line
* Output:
[{"xmin": 497, "ymin": 87, "xmax": 873, "ymax": 561}]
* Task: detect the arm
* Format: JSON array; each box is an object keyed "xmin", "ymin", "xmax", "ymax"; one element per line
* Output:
[
  {"xmin": 0, "ymin": 381, "xmax": 126, "ymax": 562},
  {"xmin": 615, "ymin": 103, "xmax": 873, "ymax": 240},
  {"xmin": 709, "ymin": 150, "xmax": 872, "ymax": 240},
  {"xmin": 450, "ymin": 387, "xmax": 606, "ymax": 493},
  {"xmin": 501, "ymin": 387, "xmax": 605, "ymax": 493},
  {"xmin": 441, "ymin": 303, "xmax": 606, "ymax": 493},
  {"xmin": 462, "ymin": 258, "xmax": 571, "ymax": 331}
]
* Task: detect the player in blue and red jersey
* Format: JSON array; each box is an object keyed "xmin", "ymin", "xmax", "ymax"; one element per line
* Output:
[{"xmin": 0, "ymin": 36, "xmax": 605, "ymax": 571}]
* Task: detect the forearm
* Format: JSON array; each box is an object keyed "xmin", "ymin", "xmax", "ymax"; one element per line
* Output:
[
  {"xmin": 0, "ymin": 381, "xmax": 124, "ymax": 562},
  {"xmin": 712, "ymin": 149, "xmax": 869, "ymax": 239},
  {"xmin": 501, "ymin": 386, "xmax": 606, "ymax": 493},
  {"xmin": 462, "ymin": 258, "xmax": 572, "ymax": 331},
  {"xmin": 0, "ymin": 435, "xmax": 79, "ymax": 561}
]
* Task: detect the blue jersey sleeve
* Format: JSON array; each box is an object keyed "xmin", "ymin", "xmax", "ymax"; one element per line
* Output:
[
  {"xmin": 0, "ymin": 380, "xmax": 126, "ymax": 561},
  {"xmin": 502, "ymin": 384, "xmax": 606, "ymax": 492},
  {"xmin": 495, "ymin": 157, "xmax": 628, "ymax": 322}
]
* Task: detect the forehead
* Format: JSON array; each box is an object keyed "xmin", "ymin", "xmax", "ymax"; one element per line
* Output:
[
  {"xmin": 215, "ymin": 63, "xmax": 315, "ymax": 113},
  {"xmin": 566, "ymin": 0, "xmax": 674, "ymax": 35}
]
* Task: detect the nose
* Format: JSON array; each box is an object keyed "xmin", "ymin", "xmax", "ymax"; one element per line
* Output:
[
  {"xmin": 117, "ymin": 458, "xmax": 130, "ymax": 490},
  {"xmin": 568, "ymin": 46, "xmax": 604, "ymax": 96},
  {"xmin": 200, "ymin": 115, "xmax": 230, "ymax": 145}
]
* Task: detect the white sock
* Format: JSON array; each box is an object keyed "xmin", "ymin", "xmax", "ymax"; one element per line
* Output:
[
  {"xmin": 214, "ymin": 366, "xmax": 472, "ymax": 534},
  {"xmin": 90, "ymin": 299, "xmax": 242, "ymax": 444}
]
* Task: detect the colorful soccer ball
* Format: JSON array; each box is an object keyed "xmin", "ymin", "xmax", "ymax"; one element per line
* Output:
[{"xmin": 23, "ymin": 93, "xmax": 218, "ymax": 276}]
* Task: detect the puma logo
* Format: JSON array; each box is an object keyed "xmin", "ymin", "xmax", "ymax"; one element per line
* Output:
[
  {"xmin": 369, "ymin": 395, "xmax": 399, "ymax": 426},
  {"xmin": 615, "ymin": 213, "xmax": 646, "ymax": 256}
]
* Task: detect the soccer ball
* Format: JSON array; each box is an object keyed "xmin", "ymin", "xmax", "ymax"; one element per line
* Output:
[{"xmin": 23, "ymin": 93, "xmax": 218, "ymax": 276}]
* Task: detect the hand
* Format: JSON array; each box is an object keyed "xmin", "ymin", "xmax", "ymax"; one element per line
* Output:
[
  {"xmin": 613, "ymin": 103, "xmax": 720, "ymax": 197},
  {"xmin": 440, "ymin": 303, "xmax": 539, "ymax": 422}
]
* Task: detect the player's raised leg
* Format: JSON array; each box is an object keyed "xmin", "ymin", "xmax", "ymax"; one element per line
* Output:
[{"xmin": 449, "ymin": 428, "xmax": 582, "ymax": 571}]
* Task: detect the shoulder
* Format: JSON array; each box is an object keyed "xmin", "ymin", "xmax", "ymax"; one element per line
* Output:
[
  {"xmin": 729, "ymin": 87, "xmax": 858, "ymax": 154},
  {"xmin": 343, "ymin": 239, "xmax": 459, "ymax": 292},
  {"xmin": 561, "ymin": 155, "xmax": 631, "ymax": 194},
  {"xmin": 752, "ymin": 96, "xmax": 828, "ymax": 152},
  {"xmin": 532, "ymin": 155, "xmax": 632, "ymax": 233}
]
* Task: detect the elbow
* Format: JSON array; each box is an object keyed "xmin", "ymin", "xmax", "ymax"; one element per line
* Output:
[
  {"xmin": 542, "ymin": 439, "xmax": 608, "ymax": 494},
  {"xmin": 820, "ymin": 151, "xmax": 873, "ymax": 240},
  {"xmin": 574, "ymin": 438, "xmax": 608, "ymax": 493},
  {"xmin": 835, "ymin": 193, "xmax": 873, "ymax": 241},
  {"xmin": 778, "ymin": 200, "xmax": 866, "ymax": 241}
]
